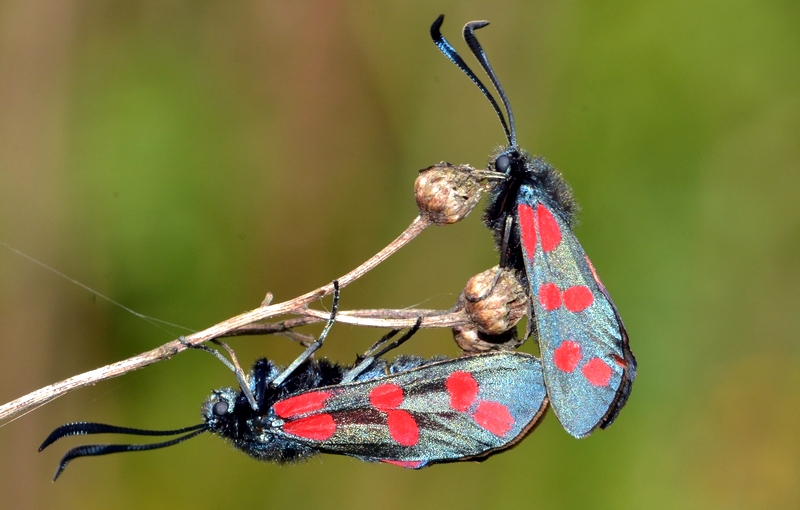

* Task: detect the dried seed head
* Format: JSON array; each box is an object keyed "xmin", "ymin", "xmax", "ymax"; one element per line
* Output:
[
  {"xmin": 415, "ymin": 162, "xmax": 483, "ymax": 225},
  {"xmin": 462, "ymin": 266, "xmax": 527, "ymax": 335},
  {"xmin": 452, "ymin": 324, "xmax": 524, "ymax": 353}
]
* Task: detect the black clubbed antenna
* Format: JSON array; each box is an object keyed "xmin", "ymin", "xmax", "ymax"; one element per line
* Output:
[
  {"xmin": 430, "ymin": 14, "xmax": 513, "ymax": 146},
  {"xmin": 39, "ymin": 421, "xmax": 207, "ymax": 481},
  {"xmin": 463, "ymin": 20, "xmax": 517, "ymax": 148}
]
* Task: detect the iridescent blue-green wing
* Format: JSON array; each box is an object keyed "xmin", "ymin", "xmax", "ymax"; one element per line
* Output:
[
  {"xmin": 516, "ymin": 189, "xmax": 636, "ymax": 438},
  {"xmin": 271, "ymin": 352, "xmax": 548, "ymax": 467}
]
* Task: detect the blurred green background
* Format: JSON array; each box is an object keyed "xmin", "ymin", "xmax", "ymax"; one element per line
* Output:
[{"xmin": 1, "ymin": 1, "xmax": 799, "ymax": 508}]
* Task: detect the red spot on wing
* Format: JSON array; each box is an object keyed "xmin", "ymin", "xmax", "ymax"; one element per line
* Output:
[
  {"xmin": 613, "ymin": 354, "xmax": 626, "ymax": 368},
  {"xmin": 369, "ymin": 384, "xmax": 418, "ymax": 448},
  {"xmin": 472, "ymin": 401, "xmax": 514, "ymax": 437},
  {"xmin": 553, "ymin": 341, "xmax": 582, "ymax": 372},
  {"xmin": 381, "ymin": 459, "xmax": 424, "ymax": 469},
  {"xmin": 387, "ymin": 410, "xmax": 419, "ymax": 446},
  {"xmin": 282, "ymin": 414, "xmax": 336, "ymax": 440},
  {"xmin": 582, "ymin": 358, "xmax": 613, "ymax": 387},
  {"xmin": 517, "ymin": 204, "xmax": 537, "ymax": 263},
  {"xmin": 563, "ymin": 286, "xmax": 594, "ymax": 312},
  {"xmin": 539, "ymin": 283, "xmax": 562, "ymax": 311},
  {"xmin": 273, "ymin": 391, "xmax": 333, "ymax": 418},
  {"xmin": 536, "ymin": 204, "xmax": 562, "ymax": 252},
  {"xmin": 370, "ymin": 384, "xmax": 404, "ymax": 412},
  {"xmin": 445, "ymin": 371, "xmax": 478, "ymax": 412}
]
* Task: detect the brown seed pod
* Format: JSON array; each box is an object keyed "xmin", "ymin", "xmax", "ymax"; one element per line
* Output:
[
  {"xmin": 414, "ymin": 162, "xmax": 483, "ymax": 225},
  {"xmin": 463, "ymin": 266, "xmax": 527, "ymax": 334},
  {"xmin": 452, "ymin": 266, "xmax": 529, "ymax": 353},
  {"xmin": 452, "ymin": 324, "xmax": 524, "ymax": 353}
]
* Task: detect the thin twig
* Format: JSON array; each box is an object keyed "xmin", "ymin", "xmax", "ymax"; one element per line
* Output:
[
  {"xmin": 222, "ymin": 307, "xmax": 466, "ymax": 348},
  {"xmin": 223, "ymin": 308, "xmax": 460, "ymax": 337},
  {"xmin": 0, "ymin": 215, "xmax": 435, "ymax": 425},
  {"xmin": 302, "ymin": 308, "xmax": 466, "ymax": 329},
  {"xmin": 275, "ymin": 330, "xmax": 318, "ymax": 348}
]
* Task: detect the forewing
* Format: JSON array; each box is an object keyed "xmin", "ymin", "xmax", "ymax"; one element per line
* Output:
[
  {"xmin": 517, "ymin": 189, "xmax": 636, "ymax": 438},
  {"xmin": 271, "ymin": 352, "xmax": 547, "ymax": 468}
]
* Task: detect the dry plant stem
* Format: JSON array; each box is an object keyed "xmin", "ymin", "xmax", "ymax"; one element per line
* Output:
[
  {"xmin": 0, "ymin": 215, "xmax": 434, "ymax": 425},
  {"xmin": 224, "ymin": 308, "xmax": 460, "ymax": 337},
  {"xmin": 226, "ymin": 308, "xmax": 467, "ymax": 348},
  {"xmin": 302, "ymin": 308, "xmax": 466, "ymax": 329},
  {"xmin": 276, "ymin": 331, "xmax": 318, "ymax": 348},
  {"xmin": 222, "ymin": 317, "xmax": 322, "ymax": 336}
]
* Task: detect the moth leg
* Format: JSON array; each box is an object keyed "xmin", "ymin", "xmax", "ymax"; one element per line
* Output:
[
  {"xmin": 340, "ymin": 328, "xmax": 403, "ymax": 383},
  {"xmin": 270, "ymin": 280, "xmax": 340, "ymax": 387},
  {"xmin": 179, "ymin": 336, "xmax": 259, "ymax": 411},
  {"xmin": 499, "ymin": 214, "xmax": 514, "ymax": 268},
  {"xmin": 179, "ymin": 336, "xmax": 235, "ymax": 372},
  {"xmin": 365, "ymin": 317, "xmax": 423, "ymax": 359},
  {"xmin": 467, "ymin": 215, "xmax": 515, "ymax": 303},
  {"xmin": 342, "ymin": 317, "xmax": 423, "ymax": 383}
]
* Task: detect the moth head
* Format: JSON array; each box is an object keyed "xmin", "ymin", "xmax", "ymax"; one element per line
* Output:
[
  {"xmin": 493, "ymin": 148, "xmax": 527, "ymax": 178},
  {"xmin": 202, "ymin": 387, "xmax": 241, "ymax": 436}
]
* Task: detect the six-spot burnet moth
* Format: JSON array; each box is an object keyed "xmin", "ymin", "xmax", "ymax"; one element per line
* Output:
[
  {"xmin": 430, "ymin": 15, "xmax": 636, "ymax": 438},
  {"xmin": 40, "ymin": 283, "xmax": 548, "ymax": 480}
]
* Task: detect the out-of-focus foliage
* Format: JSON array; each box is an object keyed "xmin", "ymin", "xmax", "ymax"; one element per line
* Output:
[{"xmin": 1, "ymin": 1, "xmax": 798, "ymax": 509}]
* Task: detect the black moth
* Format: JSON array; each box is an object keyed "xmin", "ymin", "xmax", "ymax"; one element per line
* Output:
[
  {"xmin": 41, "ymin": 283, "xmax": 549, "ymax": 480},
  {"xmin": 431, "ymin": 15, "xmax": 635, "ymax": 438}
]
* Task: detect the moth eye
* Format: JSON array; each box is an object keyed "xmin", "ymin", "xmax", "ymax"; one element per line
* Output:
[
  {"xmin": 212, "ymin": 401, "xmax": 229, "ymax": 416},
  {"xmin": 495, "ymin": 155, "xmax": 511, "ymax": 173}
]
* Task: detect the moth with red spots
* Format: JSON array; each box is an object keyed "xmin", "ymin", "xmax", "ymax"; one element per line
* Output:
[
  {"xmin": 219, "ymin": 350, "xmax": 548, "ymax": 468},
  {"xmin": 431, "ymin": 15, "xmax": 636, "ymax": 438},
  {"xmin": 40, "ymin": 327, "xmax": 548, "ymax": 479}
]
